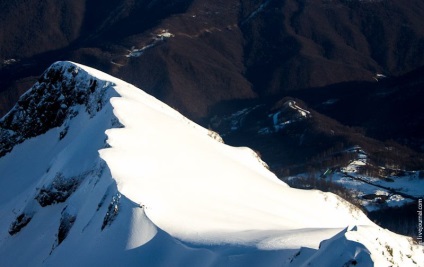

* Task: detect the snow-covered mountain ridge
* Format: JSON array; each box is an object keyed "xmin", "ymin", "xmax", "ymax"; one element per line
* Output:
[
  {"xmin": 0, "ymin": 62, "xmax": 422, "ymax": 266},
  {"xmin": 0, "ymin": 62, "xmax": 118, "ymax": 157}
]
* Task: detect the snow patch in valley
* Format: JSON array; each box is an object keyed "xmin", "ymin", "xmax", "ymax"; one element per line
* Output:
[
  {"xmin": 125, "ymin": 29, "xmax": 174, "ymax": 58},
  {"xmin": 292, "ymin": 147, "xmax": 424, "ymax": 211},
  {"xmin": 259, "ymin": 100, "xmax": 311, "ymax": 134}
]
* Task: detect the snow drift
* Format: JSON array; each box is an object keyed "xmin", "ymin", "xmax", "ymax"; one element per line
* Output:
[{"xmin": 0, "ymin": 61, "xmax": 422, "ymax": 266}]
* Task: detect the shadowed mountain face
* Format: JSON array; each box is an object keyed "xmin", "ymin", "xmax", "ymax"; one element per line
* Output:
[
  {"xmin": 0, "ymin": 0, "xmax": 254, "ymax": 119},
  {"xmin": 0, "ymin": 0, "xmax": 194, "ymax": 58},
  {"xmin": 2, "ymin": 0, "xmax": 424, "ymax": 120},
  {"xmin": 240, "ymin": 0, "xmax": 424, "ymax": 94}
]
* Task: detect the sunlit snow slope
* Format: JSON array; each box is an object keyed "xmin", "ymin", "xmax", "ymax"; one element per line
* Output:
[{"xmin": 0, "ymin": 61, "xmax": 422, "ymax": 267}]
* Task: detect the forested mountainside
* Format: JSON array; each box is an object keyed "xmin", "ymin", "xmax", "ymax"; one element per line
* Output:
[{"xmin": 2, "ymin": 0, "xmax": 424, "ymax": 120}]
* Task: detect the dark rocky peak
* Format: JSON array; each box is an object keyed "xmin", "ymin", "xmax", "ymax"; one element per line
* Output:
[{"xmin": 0, "ymin": 61, "xmax": 115, "ymax": 157}]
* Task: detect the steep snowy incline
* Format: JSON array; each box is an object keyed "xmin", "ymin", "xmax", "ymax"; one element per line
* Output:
[
  {"xmin": 0, "ymin": 61, "xmax": 221, "ymax": 267},
  {"xmin": 0, "ymin": 61, "xmax": 422, "ymax": 266},
  {"xmin": 101, "ymin": 81, "xmax": 371, "ymax": 245}
]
